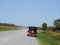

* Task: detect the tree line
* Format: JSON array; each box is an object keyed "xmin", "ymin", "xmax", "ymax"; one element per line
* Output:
[
  {"xmin": 41, "ymin": 18, "xmax": 60, "ymax": 32},
  {"xmin": 0, "ymin": 23, "xmax": 17, "ymax": 27}
]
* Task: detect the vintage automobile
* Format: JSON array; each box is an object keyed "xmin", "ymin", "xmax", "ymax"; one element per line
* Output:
[{"xmin": 27, "ymin": 26, "xmax": 37, "ymax": 37}]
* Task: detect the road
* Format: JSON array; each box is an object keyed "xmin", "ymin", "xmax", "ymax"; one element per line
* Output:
[{"xmin": 0, "ymin": 29, "xmax": 39, "ymax": 45}]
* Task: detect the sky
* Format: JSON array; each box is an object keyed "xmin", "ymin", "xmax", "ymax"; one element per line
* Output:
[{"xmin": 0, "ymin": 0, "xmax": 60, "ymax": 27}]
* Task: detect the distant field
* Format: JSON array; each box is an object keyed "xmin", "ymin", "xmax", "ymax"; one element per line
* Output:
[
  {"xmin": 0, "ymin": 25, "xmax": 19, "ymax": 31},
  {"xmin": 37, "ymin": 30, "xmax": 60, "ymax": 45}
]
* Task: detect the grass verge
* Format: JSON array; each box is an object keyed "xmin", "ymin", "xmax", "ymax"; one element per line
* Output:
[
  {"xmin": 0, "ymin": 25, "xmax": 19, "ymax": 31},
  {"xmin": 37, "ymin": 30, "xmax": 60, "ymax": 45}
]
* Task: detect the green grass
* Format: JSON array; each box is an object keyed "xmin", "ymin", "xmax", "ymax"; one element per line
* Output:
[
  {"xmin": 37, "ymin": 32, "xmax": 60, "ymax": 45},
  {"xmin": 0, "ymin": 25, "xmax": 19, "ymax": 31}
]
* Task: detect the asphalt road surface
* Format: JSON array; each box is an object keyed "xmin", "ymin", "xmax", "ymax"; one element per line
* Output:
[{"xmin": 0, "ymin": 29, "xmax": 39, "ymax": 45}]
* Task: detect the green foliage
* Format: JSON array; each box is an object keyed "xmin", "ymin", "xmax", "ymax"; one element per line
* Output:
[
  {"xmin": 40, "ymin": 30, "xmax": 60, "ymax": 41},
  {"xmin": 38, "ymin": 19, "xmax": 60, "ymax": 45},
  {"xmin": 53, "ymin": 19, "xmax": 60, "ymax": 31},
  {"xmin": 37, "ymin": 30, "xmax": 60, "ymax": 45},
  {"xmin": 0, "ymin": 23, "xmax": 17, "ymax": 27},
  {"xmin": 0, "ymin": 25, "xmax": 18, "ymax": 31},
  {"xmin": 37, "ymin": 33, "xmax": 60, "ymax": 45},
  {"xmin": 47, "ymin": 26, "xmax": 53, "ymax": 31},
  {"xmin": 42, "ymin": 23, "xmax": 47, "ymax": 30},
  {"xmin": 54, "ymin": 19, "xmax": 60, "ymax": 26},
  {"xmin": 0, "ymin": 23, "xmax": 19, "ymax": 31}
]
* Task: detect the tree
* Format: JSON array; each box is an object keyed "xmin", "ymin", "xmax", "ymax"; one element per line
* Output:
[
  {"xmin": 42, "ymin": 23, "xmax": 47, "ymax": 30},
  {"xmin": 47, "ymin": 26, "xmax": 53, "ymax": 30},
  {"xmin": 53, "ymin": 19, "xmax": 60, "ymax": 31},
  {"xmin": 54, "ymin": 19, "xmax": 60, "ymax": 26}
]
